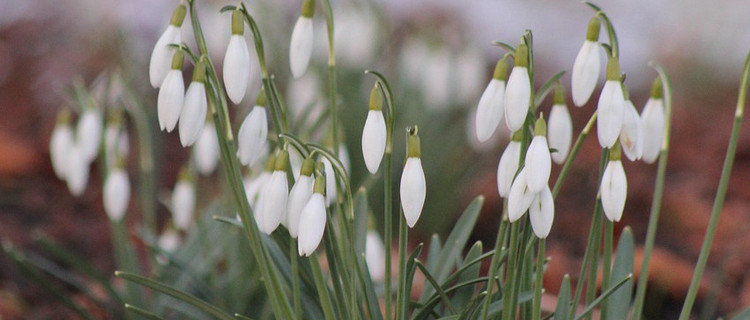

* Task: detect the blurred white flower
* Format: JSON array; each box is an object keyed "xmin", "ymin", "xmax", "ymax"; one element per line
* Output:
[
  {"xmin": 504, "ymin": 44, "xmax": 531, "ymax": 132},
  {"xmin": 194, "ymin": 122, "xmax": 219, "ymax": 175},
  {"xmin": 475, "ymin": 58, "xmax": 507, "ymax": 142},
  {"xmin": 103, "ymin": 168, "xmax": 130, "ymax": 221},
  {"xmin": 641, "ymin": 79, "xmax": 665, "ymax": 164},
  {"xmin": 77, "ymin": 108, "xmax": 103, "ymax": 162},
  {"xmin": 179, "ymin": 64, "xmax": 208, "ymax": 147},
  {"xmin": 497, "ymin": 138, "xmax": 522, "ymax": 198},
  {"xmin": 237, "ymin": 102, "xmax": 268, "ymax": 167},
  {"xmin": 601, "ymin": 159, "xmax": 627, "ymax": 222},
  {"xmin": 158, "ymin": 52, "xmax": 185, "ymax": 132},
  {"xmin": 529, "ymin": 185, "xmax": 554, "ymax": 238},
  {"xmin": 289, "ymin": 1, "xmax": 314, "ymax": 79},
  {"xmin": 224, "ymin": 10, "xmax": 251, "ymax": 104},
  {"xmin": 149, "ymin": 5, "xmax": 185, "ymax": 88},
  {"xmin": 172, "ymin": 176, "xmax": 195, "ymax": 230},
  {"xmin": 548, "ymin": 103, "xmax": 572, "ymax": 164},
  {"xmin": 620, "ymin": 99, "xmax": 643, "ymax": 161},
  {"xmin": 365, "ymin": 231, "xmax": 386, "ymax": 282},
  {"xmin": 597, "ymin": 57, "xmax": 624, "ymax": 148},
  {"xmin": 66, "ymin": 143, "xmax": 90, "ymax": 197},
  {"xmin": 105, "ymin": 123, "xmax": 129, "ymax": 168},
  {"xmin": 50, "ymin": 117, "xmax": 74, "ymax": 180}
]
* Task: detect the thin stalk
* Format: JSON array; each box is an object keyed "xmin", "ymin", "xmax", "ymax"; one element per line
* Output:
[
  {"xmin": 552, "ymin": 112, "xmax": 597, "ymax": 198},
  {"xmin": 395, "ymin": 214, "xmax": 409, "ymax": 320},
  {"xmin": 291, "ymin": 239, "xmax": 301, "ymax": 319},
  {"xmin": 502, "ymin": 222, "xmax": 521, "ymax": 320},
  {"xmin": 584, "ymin": 205, "xmax": 603, "ymax": 320},
  {"xmin": 632, "ymin": 63, "xmax": 673, "ymax": 320},
  {"xmin": 311, "ymin": 256, "xmax": 337, "ymax": 320},
  {"xmin": 110, "ymin": 218, "xmax": 143, "ymax": 313},
  {"xmin": 480, "ymin": 200, "xmax": 509, "ymax": 320},
  {"xmin": 568, "ymin": 201, "xmax": 602, "ymax": 320},
  {"xmin": 533, "ymin": 239, "xmax": 546, "ymax": 320},
  {"xmin": 600, "ymin": 219, "xmax": 613, "ymax": 320},
  {"xmin": 320, "ymin": 0, "xmax": 338, "ymax": 156},
  {"xmin": 678, "ymin": 51, "xmax": 750, "ymax": 320}
]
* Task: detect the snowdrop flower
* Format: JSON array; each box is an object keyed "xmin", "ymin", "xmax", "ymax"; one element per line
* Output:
[
  {"xmin": 619, "ymin": 92, "xmax": 643, "ymax": 161},
  {"xmin": 529, "ymin": 185, "xmax": 554, "ymax": 238},
  {"xmin": 179, "ymin": 61, "xmax": 208, "ymax": 147},
  {"xmin": 322, "ymin": 157, "xmax": 337, "ymax": 206},
  {"xmin": 259, "ymin": 150, "xmax": 290, "ymax": 234},
  {"xmin": 548, "ymin": 85, "xmax": 573, "ymax": 164},
  {"xmin": 400, "ymin": 127, "xmax": 426, "ymax": 228},
  {"xmin": 640, "ymin": 78, "xmax": 665, "ymax": 164},
  {"xmin": 475, "ymin": 57, "xmax": 508, "ymax": 142},
  {"xmin": 571, "ymin": 17, "xmax": 601, "ymax": 107},
  {"xmin": 365, "ymin": 230, "xmax": 386, "ymax": 282},
  {"xmin": 158, "ymin": 51, "xmax": 185, "ymax": 132},
  {"xmin": 298, "ymin": 169, "xmax": 327, "ymax": 256},
  {"xmin": 66, "ymin": 144, "xmax": 89, "ymax": 197},
  {"xmin": 245, "ymin": 155, "xmax": 275, "ymax": 211},
  {"xmin": 497, "ymin": 131, "xmax": 523, "ymax": 198},
  {"xmin": 156, "ymin": 228, "xmax": 182, "ymax": 265},
  {"xmin": 150, "ymin": 4, "xmax": 186, "ymax": 88},
  {"xmin": 194, "ymin": 121, "xmax": 219, "ymax": 175},
  {"xmin": 223, "ymin": 10, "xmax": 251, "ymax": 104},
  {"xmin": 362, "ymin": 83, "xmax": 387, "ymax": 174},
  {"xmin": 50, "ymin": 110, "xmax": 74, "ymax": 180},
  {"xmin": 525, "ymin": 118, "xmax": 552, "ymax": 193},
  {"xmin": 597, "ymin": 57, "xmax": 624, "ymax": 148},
  {"xmin": 237, "ymin": 91, "xmax": 269, "ymax": 166},
  {"xmin": 507, "ymin": 168, "xmax": 535, "ymax": 222},
  {"xmin": 103, "ymin": 166, "xmax": 130, "ymax": 221},
  {"xmin": 172, "ymin": 170, "xmax": 196, "ymax": 230},
  {"xmin": 287, "ymin": 158, "xmax": 315, "ymax": 238},
  {"xmin": 504, "ymin": 43, "xmax": 531, "ymax": 132},
  {"xmin": 77, "ymin": 107, "xmax": 103, "ymax": 162},
  {"xmin": 601, "ymin": 144, "xmax": 627, "ymax": 222},
  {"xmin": 289, "ymin": 0, "xmax": 314, "ymax": 79}
]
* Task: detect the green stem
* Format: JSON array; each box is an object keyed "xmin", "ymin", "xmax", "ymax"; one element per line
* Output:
[
  {"xmin": 552, "ymin": 112, "xmax": 597, "ymax": 198},
  {"xmin": 632, "ymin": 63, "xmax": 673, "ymax": 320},
  {"xmin": 110, "ymin": 219, "xmax": 142, "ymax": 313},
  {"xmin": 291, "ymin": 239, "xmax": 301, "ymax": 319},
  {"xmin": 533, "ymin": 239, "xmax": 546, "ymax": 320},
  {"xmin": 395, "ymin": 214, "xmax": 409, "ymax": 320},
  {"xmin": 568, "ymin": 200, "xmax": 602, "ymax": 320},
  {"xmin": 584, "ymin": 205, "xmax": 603, "ymax": 320},
  {"xmin": 502, "ymin": 222, "xmax": 521, "ymax": 320},
  {"xmin": 321, "ymin": 0, "xmax": 338, "ymax": 156},
  {"xmin": 310, "ymin": 257, "xmax": 336, "ymax": 320},
  {"xmin": 600, "ymin": 219, "xmax": 613, "ymax": 320},
  {"xmin": 480, "ymin": 200, "xmax": 509, "ymax": 319},
  {"xmin": 678, "ymin": 51, "xmax": 750, "ymax": 320}
]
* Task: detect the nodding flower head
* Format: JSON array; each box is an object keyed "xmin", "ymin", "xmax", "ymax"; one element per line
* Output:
[
  {"xmin": 529, "ymin": 185, "xmax": 554, "ymax": 238},
  {"xmin": 475, "ymin": 57, "xmax": 508, "ymax": 142},
  {"xmin": 289, "ymin": 0, "xmax": 315, "ymax": 79},
  {"xmin": 497, "ymin": 131, "xmax": 522, "ymax": 198},
  {"xmin": 77, "ymin": 107, "xmax": 103, "ymax": 162},
  {"xmin": 259, "ymin": 150, "xmax": 290, "ymax": 235},
  {"xmin": 525, "ymin": 117, "xmax": 552, "ymax": 193},
  {"xmin": 641, "ymin": 78, "xmax": 665, "ymax": 164},
  {"xmin": 400, "ymin": 127, "xmax": 426, "ymax": 228},
  {"xmin": 620, "ymin": 93, "xmax": 643, "ymax": 161},
  {"xmin": 596, "ymin": 56, "xmax": 625, "ymax": 148},
  {"xmin": 150, "ymin": 4, "xmax": 186, "ymax": 88},
  {"xmin": 224, "ymin": 10, "xmax": 251, "ymax": 104},
  {"xmin": 103, "ymin": 166, "xmax": 130, "ymax": 222},
  {"xmin": 287, "ymin": 158, "xmax": 315, "ymax": 238},
  {"xmin": 158, "ymin": 51, "xmax": 185, "ymax": 132},
  {"xmin": 504, "ymin": 42, "xmax": 531, "ymax": 132},
  {"xmin": 237, "ymin": 90, "xmax": 269, "ymax": 166},
  {"xmin": 194, "ymin": 121, "xmax": 220, "ymax": 175},
  {"xmin": 507, "ymin": 167, "xmax": 535, "ymax": 222},
  {"xmin": 362, "ymin": 83, "xmax": 387, "ymax": 174},
  {"xmin": 571, "ymin": 17, "xmax": 602, "ymax": 107},
  {"xmin": 601, "ymin": 143, "xmax": 627, "ymax": 222},
  {"xmin": 298, "ymin": 164, "xmax": 328, "ymax": 256},
  {"xmin": 547, "ymin": 85, "xmax": 573, "ymax": 164},
  {"xmin": 50, "ymin": 110, "xmax": 74, "ymax": 180},
  {"xmin": 179, "ymin": 61, "xmax": 208, "ymax": 147}
]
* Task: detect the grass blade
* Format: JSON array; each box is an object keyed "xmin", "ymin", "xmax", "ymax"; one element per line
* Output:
[{"xmin": 604, "ymin": 228, "xmax": 634, "ymax": 320}]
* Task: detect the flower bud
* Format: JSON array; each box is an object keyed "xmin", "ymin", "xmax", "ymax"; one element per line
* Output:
[
  {"xmin": 77, "ymin": 108, "xmax": 103, "ymax": 162},
  {"xmin": 475, "ymin": 57, "xmax": 508, "ymax": 142},
  {"xmin": 297, "ymin": 192, "xmax": 326, "ymax": 256},
  {"xmin": 194, "ymin": 121, "xmax": 220, "ymax": 175},
  {"xmin": 287, "ymin": 158, "xmax": 315, "ymax": 238},
  {"xmin": 400, "ymin": 127, "xmax": 426, "ymax": 228},
  {"xmin": 640, "ymin": 78, "xmax": 665, "ymax": 164},
  {"xmin": 620, "ymin": 97, "xmax": 643, "ymax": 161},
  {"xmin": 548, "ymin": 85, "xmax": 572, "ymax": 164},
  {"xmin": 601, "ymin": 153, "xmax": 627, "ymax": 222},
  {"xmin": 497, "ymin": 131, "xmax": 522, "ymax": 197},
  {"xmin": 365, "ymin": 230, "xmax": 386, "ymax": 282},
  {"xmin": 158, "ymin": 51, "xmax": 185, "ymax": 132},
  {"xmin": 571, "ymin": 17, "xmax": 602, "ymax": 107},
  {"xmin": 525, "ymin": 117, "xmax": 551, "ymax": 193},
  {"xmin": 237, "ymin": 91, "xmax": 269, "ymax": 166},
  {"xmin": 103, "ymin": 167, "xmax": 130, "ymax": 221},
  {"xmin": 507, "ymin": 168, "xmax": 535, "ymax": 222},
  {"xmin": 259, "ymin": 150, "xmax": 290, "ymax": 234},
  {"xmin": 179, "ymin": 62, "xmax": 208, "ymax": 147},
  {"xmin": 149, "ymin": 4, "xmax": 185, "ymax": 88},
  {"xmin": 50, "ymin": 111, "xmax": 74, "ymax": 180},
  {"xmin": 66, "ymin": 143, "xmax": 90, "ymax": 197},
  {"xmin": 223, "ymin": 10, "xmax": 251, "ymax": 104},
  {"xmin": 289, "ymin": 0, "xmax": 315, "ymax": 79},
  {"xmin": 504, "ymin": 43, "xmax": 531, "ymax": 132},
  {"xmin": 362, "ymin": 84, "xmax": 387, "ymax": 173},
  {"xmin": 596, "ymin": 57, "xmax": 624, "ymax": 148}
]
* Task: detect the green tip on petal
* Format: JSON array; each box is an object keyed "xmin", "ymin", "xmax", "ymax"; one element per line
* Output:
[
  {"xmin": 511, "ymin": 130, "xmax": 524, "ymax": 142},
  {"xmin": 231, "ymin": 10, "xmax": 244, "ymax": 35},
  {"xmin": 192, "ymin": 61, "xmax": 207, "ymax": 83},
  {"xmin": 301, "ymin": 0, "xmax": 315, "ymax": 18},
  {"xmin": 57, "ymin": 108, "xmax": 72, "ymax": 124},
  {"xmin": 514, "ymin": 43, "xmax": 529, "ymax": 67},
  {"xmin": 171, "ymin": 50, "xmax": 184, "ymax": 70},
  {"xmin": 622, "ymin": 84, "xmax": 631, "ymax": 101},
  {"xmin": 264, "ymin": 154, "xmax": 276, "ymax": 172},
  {"xmin": 300, "ymin": 157, "xmax": 315, "ymax": 176},
  {"xmin": 609, "ymin": 141, "xmax": 622, "ymax": 161},
  {"xmin": 534, "ymin": 115, "xmax": 547, "ymax": 136},
  {"xmin": 369, "ymin": 83, "xmax": 383, "ymax": 111},
  {"xmin": 256, "ymin": 88, "xmax": 267, "ymax": 106},
  {"xmin": 313, "ymin": 171, "xmax": 326, "ymax": 195},
  {"xmin": 406, "ymin": 126, "xmax": 421, "ymax": 158},
  {"xmin": 170, "ymin": 4, "xmax": 187, "ymax": 27},
  {"xmin": 178, "ymin": 165, "xmax": 194, "ymax": 182},
  {"xmin": 650, "ymin": 77, "xmax": 663, "ymax": 99},
  {"xmin": 605, "ymin": 56, "xmax": 621, "ymax": 81},
  {"xmin": 275, "ymin": 150, "xmax": 290, "ymax": 171},
  {"xmin": 553, "ymin": 83, "xmax": 566, "ymax": 105},
  {"xmin": 493, "ymin": 57, "xmax": 509, "ymax": 81},
  {"xmin": 585, "ymin": 17, "xmax": 601, "ymax": 41}
]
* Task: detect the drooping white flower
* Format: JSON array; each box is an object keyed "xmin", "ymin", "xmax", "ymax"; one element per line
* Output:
[
  {"xmin": 620, "ymin": 99, "xmax": 643, "ymax": 161},
  {"xmin": 365, "ymin": 230, "xmax": 386, "ymax": 282},
  {"xmin": 194, "ymin": 122, "xmax": 220, "ymax": 175},
  {"xmin": 223, "ymin": 10, "xmax": 251, "ymax": 104},
  {"xmin": 172, "ymin": 174, "xmax": 195, "ymax": 230},
  {"xmin": 287, "ymin": 158, "xmax": 315, "ymax": 238},
  {"xmin": 548, "ymin": 85, "xmax": 573, "ymax": 164},
  {"xmin": 244, "ymin": 160, "xmax": 273, "ymax": 210},
  {"xmin": 497, "ymin": 136, "xmax": 522, "ymax": 198},
  {"xmin": 400, "ymin": 128, "xmax": 426, "ymax": 228},
  {"xmin": 641, "ymin": 78, "xmax": 665, "ymax": 164},
  {"xmin": 50, "ymin": 113, "xmax": 74, "ymax": 180},
  {"xmin": 475, "ymin": 58, "xmax": 507, "ymax": 142},
  {"xmin": 77, "ymin": 108, "xmax": 103, "ymax": 162},
  {"xmin": 298, "ymin": 192, "xmax": 326, "ymax": 256},
  {"xmin": 597, "ymin": 57, "xmax": 624, "ymax": 148},
  {"xmin": 259, "ymin": 151, "xmax": 290, "ymax": 234},
  {"xmin": 529, "ymin": 185, "xmax": 554, "ymax": 238},
  {"xmin": 289, "ymin": 0, "xmax": 314, "ymax": 79},
  {"xmin": 508, "ymin": 168, "xmax": 536, "ymax": 222},
  {"xmin": 158, "ymin": 51, "xmax": 185, "ymax": 132},
  {"xmin": 103, "ymin": 167, "xmax": 130, "ymax": 221},
  {"xmin": 150, "ymin": 5, "xmax": 186, "ymax": 88},
  {"xmin": 322, "ymin": 157, "xmax": 337, "ymax": 206},
  {"xmin": 362, "ymin": 84, "xmax": 387, "ymax": 174},
  {"xmin": 601, "ymin": 157, "xmax": 627, "ymax": 222},
  {"xmin": 179, "ymin": 62, "xmax": 208, "ymax": 147},
  {"xmin": 237, "ymin": 92, "xmax": 269, "ymax": 166},
  {"xmin": 525, "ymin": 119, "xmax": 552, "ymax": 193},
  {"xmin": 571, "ymin": 17, "xmax": 602, "ymax": 107},
  {"xmin": 504, "ymin": 43, "xmax": 531, "ymax": 132},
  {"xmin": 66, "ymin": 143, "xmax": 90, "ymax": 197}
]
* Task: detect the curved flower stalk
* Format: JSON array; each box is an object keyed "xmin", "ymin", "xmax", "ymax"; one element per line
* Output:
[
  {"xmin": 158, "ymin": 51, "xmax": 185, "ymax": 132},
  {"xmin": 548, "ymin": 84, "xmax": 573, "ymax": 164},
  {"xmin": 193, "ymin": 121, "xmax": 220, "ymax": 175},
  {"xmin": 66, "ymin": 144, "xmax": 90, "ymax": 196},
  {"xmin": 150, "ymin": 4, "xmax": 186, "ymax": 88},
  {"xmin": 362, "ymin": 83, "xmax": 386, "ymax": 173},
  {"xmin": 507, "ymin": 168, "xmax": 535, "ymax": 222},
  {"xmin": 289, "ymin": 0, "xmax": 315, "ymax": 79},
  {"xmin": 179, "ymin": 61, "xmax": 208, "ymax": 147},
  {"xmin": 237, "ymin": 90, "xmax": 269, "ymax": 166},
  {"xmin": 504, "ymin": 42, "xmax": 531, "ymax": 132},
  {"xmin": 172, "ymin": 169, "xmax": 195, "ymax": 231},
  {"xmin": 77, "ymin": 107, "xmax": 103, "ymax": 162},
  {"xmin": 597, "ymin": 56, "xmax": 625, "ymax": 148},
  {"xmin": 475, "ymin": 57, "xmax": 508, "ymax": 142},
  {"xmin": 50, "ymin": 110, "xmax": 74, "ymax": 180},
  {"xmin": 287, "ymin": 158, "xmax": 315, "ymax": 238},
  {"xmin": 223, "ymin": 9, "xmax": 251, "ymax": 104},
  {"xmin": 103, "ymin": 166, "xmax": 130, "ymax": 221},
  {"xmin": 641, "ymin": 78, "xmax": 665, "ymax": 164},
  {"xmin": 400, "ymin": 127, "xmax": 426, "ymax": 228},
  {"xmin": 525, "ymin": 117, "xmax": 552, "ymax": 193},
  {"xmin": 365, "ymin": 230, "xmax": 386, "ymax": 282},
  {"xmin": 529, "ymin": 185, "xmax": 554, "ymax": 238},
  {"xmin": 620, "ymin": 93, "xmax": 643, "ymax": 161},
  {"xmin": 497, "ymin": 131, "xmax": 523, "ymax": 197},
  {"xmin": 297, "ymin": 166, "xmax": 327, "ymax": 256},
  {"xmin": 571, "ymin": 17, "xmax": 602, "ymax": 107},
  {"xmin": 601, "ymin": 143, "xmax": 627, "ymax": 222},
  {"xmin": 259, "ymin": 150, "xmax": 290, "ymax": 234}
]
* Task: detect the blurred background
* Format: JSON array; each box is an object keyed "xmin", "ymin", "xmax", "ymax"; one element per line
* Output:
[{"xmin": 2, "ymin": 0, "xmax": 750, "ymax": 318}]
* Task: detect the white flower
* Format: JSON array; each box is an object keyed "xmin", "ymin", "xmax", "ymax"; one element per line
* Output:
[
  {"xmin": 77, "ymin": 109, "xmax": 103, "ymax": 162},
  {"xmin": 259, "ymin": 170, "xmax": 289, "ymax": 234},
  {"xmin": 548, "ymin": 103, "xmax": 573, "ymax": 164},
  {"xmin": 50, "ymin": 120, "xmax": 74, "ymax": 179},
  {"xmin": 323, "ymin": 157, "xmax": 337, "ymax": 206},
  {"xmin": 529, "ymin": 186, "xmax": 554, "ymax": 238},
  {"xmin": 289, "ymin": 16, "xmax": 314, "ymax": 79},
  {"xmin": 362, "ymin": 110, "xmax": 386, "ymax": 174},
  {"xmin": 66, "ymin": 144, "xmax": 89, "ymax": 197},
  {"xmin": 224, "ymin": 35, "xmax": 251, "ymax": 104},
  {"xmin": 149, "ymin": 5, "xmax": 185, "ymax": 88},
  {"xmin": 172, "ymin": 178, "xmax": 195, "ymax": 230},
  {"xmin": 287, "ymin": 170, "xmax": 313, "ymax": 238},
  {"xmin": 237, "ymin": 105, "xmax": 268, "ymax": 166},
  {"xmin": 245, "ymin": 171, "xmax": 270, "ymax": 210},
  {"xmin": 194, "ymin": 122, "xmax": 219, "ymax": 175},
  {"xmin": 641, "ymin": 97, "xmax": 665, "ymax": 164},
  {"xmin": 297, "ymin": 193, "xmax": 326, "ymax": 256},
  {"xmin": 103, "ymin": 168, "xmax": 130, "ymax": 221},
  {"xmin": 620, "ymin": 100, "xmax": 643, "ymax": 161},
  {"xmin": 365, "ymin": 231, "xmax": 386, "ymax": 282},
  {"xmin": 507, "ymin": 168, "xmax": 535, "ymax": 222},
  {"xmin": 525, "ymin": 134, "xmax": 551, "ymax": 193},
  {"xmin": 158, "ymin": 229, "xmax": 181, "ymax": 253},
  {"xmin": 179, "ymin": 81, "xmax": 207, "ymax": 147},
  {"xmin": 504, "ymin": 66, "xmax": 531, "ymax": 132},
  {"xmin": 600, "ymin": 160, "xmax": 627, "ymax": 222},
  {"xmin": 597, "ymin": 80, "xmax": 624, "ymax": 148},
  {"xmin": 475, "ymin": 78, "xmax": 506, "ymax": 142},
  {"xmin": 158, "ymin": 69, "xmax": 185, "ymax": 132},
  {"xmin": 497, "ymin": 139, "xmax": 521, "ymax": 198},
  {"xmin": 400, "ymin": 157, "xmax": 426, "ymax": 228},
  {"xmin": 571, "ymin": 41, "xmax": 601, "ymax": 107}
]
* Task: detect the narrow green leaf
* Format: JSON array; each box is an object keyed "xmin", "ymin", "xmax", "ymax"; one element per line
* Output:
[
  {"xmin": 458, "ymin": 291, "xmax": 487, "ymax": 320},
  {"xmin": 411, "ymin": 277, "xmax": 491, "ymax": 320},
  {"xmin": 425, "ymin": 234, "xmax": 442, "ymax": 272},
  {"xmin": 574, "ymin": 274, "xmax": 633, "ymax": 320},
  {"xmin": 415, "ymin": 260, "xmax": 457, "ymax": 314},
  {"xmin": 353, "ymin": 188, "xmax": 369, "ymax": 255},
  {"xmin": 219, "ymin": 5, "xmax": 236, "ymax": 13},
  {"xmin": 486, "ymin": 289, "xmax": 535, "ymax": 317},
  {"xmin": 125, "ymin": 304, "xmax": 167, "ymax": 320},
  {"xmin": 604, "ymin": 228, "xmax": 634, "ymax": 320},
  {"xmin": 234, "ymin": 314, "xmax": 254, "ymax": 320},
  {"xmin": 534, "ymin": 71, "xmax": 566, "ymax": 107},
  {"xmin": 729, "ymin": 305, "xmax": 750, "ymax": 320},
  {"xmin": 553, "ymin": 275, "xmax": 571, "ymax": 320},
  {"xmin": 492, "ymin": 41, "xmax": 516, "ymax": 53},
  {"xmin": 452, "ymin": 242, "xmax": 483, "ymax": 309}
]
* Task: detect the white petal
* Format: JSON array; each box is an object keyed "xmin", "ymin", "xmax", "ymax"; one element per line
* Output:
[
  {"xmin": 179, "ymin": 82, "xmax": 207, "ymax": 147},
  {"xmin": 158, "ymin": 69, "xmax": 185, "ymax": 132},
  {"xmin": 297, "ymin": 193, "xmax": 327, "ymax": 256},
  {"xmin": 400, "ymin": 157, "xmax": 426, "ymax": 228},
  {"xmin": 286, "ymin": 175, "xmax": 313, "ymax": 238},
  {"xmin": 50, "ymin": 124, "xmax": 74, "ymax": 179},
  {"xmin": 571, "ymin": 41, "xmax": 601, "ymax": 107},
  {"xmin": 524, "ymin": 136, "xmax": 551, "ymax": 193},
  {"xmin": 475, "ymin": 79, "xmax": 506, "ymax": 142},
  {"xmin": 362, "ymin": 110, "xmax": 387, "ymax": 173},
  {"xmin": 507, "ymin": 168, "xmax": 535, "ymax": 222},
  {"xmin": 596, "ymin": 80, "xmax": 625, "ymax": 148},
  {"xmin": 619, "ymin": 100, "xmax": 643, "ymax": 161},
  {"xmin": 158, "ymin": 229, "xmax": 181, "ymax": 253},
  {"xmin": 497, "ymin": 141, "xmax": 521, "ymax": 197},
  {"xmin": 245, "ymin": 172, "xmax": 269, "ymax": 210},
  {"xmin": 548, "ymin": 104, "xmax": 573, "ymax": 164},
  {"xmin": 150, "ymin": 25, "xmax": 181, "ymax": 88},
  {"xmin": 640, "ymin": 98, "xmax": 665, "ymax": 164},
  {"xmin": 237, "ymin": 106, "xmax": 268, "ymax": 166},
  {"xmin": 289, "ymin": 148, "xmax": 303, "ymax": 180},
  {"xmin": 104, "ymin": 169, "xmax": 130, "ymax": 221},
  {"xmin": 77, "ymin": 109, "xmax": 103, "ymax": 162},
  {"xmin": 323, "ymin": 158, "xmax": 337, "ymax": 206},
  {"xmin": 194, "ymin": 122, "xmax": 219, "ymax": 175},
  {"xmin": 529, "ymin": 186, "xmax": 554, "ymax": 238},
  {"xmin": 224, "ymin": 35, "xmax": 251, "ymax": 104},
  {"xmin": 365, "ymin": 231, "xmax": 386, "ymax": 282},
  {"xmin": 289, "ymin": 17, "xmax": 314, "ymax": 79},
  {"xmin": 504, "ymin": 67, "xmax": 531, "ymax": 132},
  {"xmin": 66, "ymin": 144, "xmax": 90, "ymax": 196},
  {"xmin": 601, "ymin": 160, "xmax": 627, "ymax": 222},
  {"xmin": 259, "ymin": 171, "xmax": 288, "ymax": 234},
  {"xmin": 172, "ymin": 180, "xmax": 195, "ymax": 230}
]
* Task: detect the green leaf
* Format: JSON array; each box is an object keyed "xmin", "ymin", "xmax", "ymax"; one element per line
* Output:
[
  {"xmin": 492, "ymin": 41, "xmax": 516, "ymax": 53},
  {"xmin": 234, "ymin": 314, "xmax": 254, "ymax": 320},
  {"xmin": 729, "ymin": 305, "xmax": 750, "ymax": 320},
  {"xmin": 553, "ymin": 275, "xmax": 571, "ymax": 320},
  {"xmin": 604, "ymin": 227, "xmax": 634, "ymax": 320},
  {"xmin": 574, "ymin": 274, "xmax": 633, "ymax": 320},
  {"xmin": 353, "ymin": 188, "xmax": 369, "ymax": 255},
  {"xmin": 452, "ymin": 241, "xmax": 483, "ymax": 309},
  {"xmin": 357, "ymin": 255, "xmax": 384, "ymax": 320},
  {"xmin": 415, "ymin": 260, "xmax": 457, "ymax": 314},
  {"xmin": 125, "ymin": 304, "xmax": 167, "ymax": 320},
  {"xmin": 425, "ymin": 234, "xmax": 442, "ymax": 271},
  {"xmin": 219, "ymin": 5, "xmax": 237, "ymax": 13}
]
